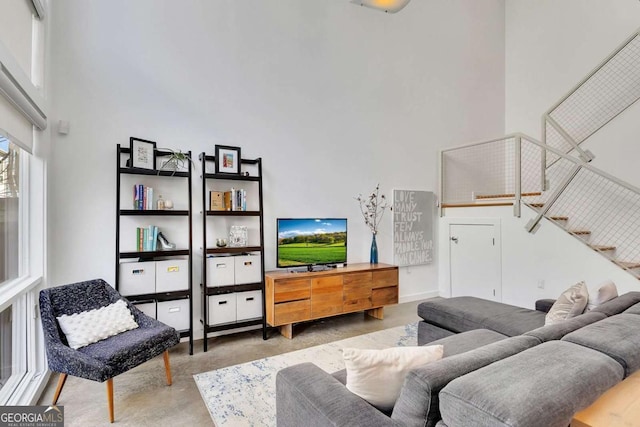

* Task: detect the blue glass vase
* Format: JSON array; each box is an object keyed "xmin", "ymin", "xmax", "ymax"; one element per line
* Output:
[{"xmin": 370, "ymin": 234, "xmax": 378, "ymax": 264}]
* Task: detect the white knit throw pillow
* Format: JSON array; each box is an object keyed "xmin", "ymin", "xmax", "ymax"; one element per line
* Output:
[
  {"xmin": 545, "ymin": 281, "xmax": 589, "ymax": 325},
  {"xmin": 57, "ymin": 299, "xmax": 139, "ymax": 349}
]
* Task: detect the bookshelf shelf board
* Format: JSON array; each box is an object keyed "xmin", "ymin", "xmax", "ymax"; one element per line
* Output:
[
  {"xmin": 121, "ymin": 209, "xmax": 189, "ymax": 216},
  {"xmin": 119, "ymin": 249, "xmax": 190, "ymax": 258},
  {"xmin": 119, "ymin": 167, "xmax": 189, "ymax": 178},
  {"xmin": 206, "ymin": 210, "xmax": 260, "ymax": 217},
  {"xmin": 205, "ymin": 246, "xmax": 261, "ymax": 255},
  {"xmin": 125, "ymin": 290, "xmax": 190, "ymax": 302},
  {"xmin": 202, "ymin": 173, "xmax": 260, "ymax": 182},
  {"xmin": 205, "ymin": 318, "xmax": 263, "ymax": 334},
  {"xmin": 205, "ymin": 283, "xmax": 263, "ymax": 296}
]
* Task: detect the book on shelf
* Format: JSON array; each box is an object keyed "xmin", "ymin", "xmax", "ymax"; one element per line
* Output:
[
  {"xmin": 133, "ymin": 184, "xmax": 154, "ymax": 210},
  {"xmin": 209, "ymin": 191, "xmax": 224, "ymax": 211},
  {"xmin": 136, "ymin": 225, "xmax": 159, "ymax": 251},
  {"xmin": 222, "ymin": 188, "xmax": 247, "ymax": 211}
]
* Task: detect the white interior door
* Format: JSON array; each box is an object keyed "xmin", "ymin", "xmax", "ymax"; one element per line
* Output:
[{"xmin": 449, "ymin": 223, "xmax": 501, "ymax": 301}]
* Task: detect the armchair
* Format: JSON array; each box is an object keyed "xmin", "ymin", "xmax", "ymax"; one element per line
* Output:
[{"xmin": 39, "ymin": 278, "xmax": 180, "ymax": 423}]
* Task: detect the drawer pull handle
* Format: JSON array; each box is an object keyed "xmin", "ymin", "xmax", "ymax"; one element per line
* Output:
[
  {"xmin": 246, "ymin": 297, "xmax": 254, "ymax": 301},
  {"xmin": 168, "ymin": 307, "xmax": 180, "ymax": 313},
  {"xmin": 219, "ymin": 301, "xmax": 228, "ymax": 305},
  {"xmin": 216, "ymin": 264, "xmax": 227, "ymax": 268},
  {"xmin": 244, "ymin": 261, "xmax": 252, "ymax": 266},
  {"xmin": 167, "ymin": 266, "xmax": 179, "ymax": 272},
  {"xmin": 132, "ymin": 269, "xmax": 144, "ymax": 275}
]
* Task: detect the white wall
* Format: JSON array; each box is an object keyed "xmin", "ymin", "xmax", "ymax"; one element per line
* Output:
[
  {"xmin": 505, "ymin": 0, "xmax": 640, "ymax": 185},
  {"xmin": 47, "ymin": 0, "xmax": 506, "ymax": 337},
  {"xmin": 440, "ymin": 206, "xmax": 640, "ymax": 309}
]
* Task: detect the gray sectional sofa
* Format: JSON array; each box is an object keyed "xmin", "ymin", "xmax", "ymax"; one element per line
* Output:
[{"xmin": 276, "ymin": 292, "xmax": 640, "ymax": 427}]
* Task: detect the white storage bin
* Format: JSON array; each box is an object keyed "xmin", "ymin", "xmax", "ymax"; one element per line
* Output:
[
  {"xmin": 133, "ymin": 301, "xmax": 156, "ymax": 319},
  {"xmin": 156, "ymin": 259, "xmax": 189, "ymax": 292},
  {"xmin": 234, "ymin": 255, "xmax": 262, "ymax": 285},
  {"xmin": 208, "ymin": 293, "xmax": 237, "ymax": 325},
  {"xmin": 236, "ymin": 290, "xmax": 262, "ymax": 321},
  {"xmin": 206, "ymin": 257, "xmax": 235, "ymax": 287},
  {"xmin": 119, "ymin": 261, "xmax": 156, "ymax": 296},
  {"xmin": 157, "ymin": 299, "xmax": 190, "ymax": 331}
]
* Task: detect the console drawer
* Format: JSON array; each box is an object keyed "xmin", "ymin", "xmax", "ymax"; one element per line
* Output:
[
  {"xmin": 274, "ymin": 300, "xmax": 310, "ymax": 325},
  {"xmin": 274, "ymin": 279, "xmax": 311, "ymax": 303}
]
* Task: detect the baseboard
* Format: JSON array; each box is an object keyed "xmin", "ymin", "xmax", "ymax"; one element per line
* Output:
[{"xmin": 399, "ymin": 290, "xmax": 440, "ymax": 304}]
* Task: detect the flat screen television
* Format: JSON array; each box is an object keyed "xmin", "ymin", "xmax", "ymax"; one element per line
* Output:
[{"xmin": 277, "ymin": 218, "xmax": 347, "ymax": 269}]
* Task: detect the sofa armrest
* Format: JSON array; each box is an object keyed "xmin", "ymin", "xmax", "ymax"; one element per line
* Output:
[
  {"xmin": 276, "ymin": 363, "xmax": 402, "ymax": 427},
  {"xmin": 535, "ymin": 298, "xmax": 556, "ymax": 313},
  {"xmin": 45, "ymin": 341, "xmax": 113, "ymax": 382}
]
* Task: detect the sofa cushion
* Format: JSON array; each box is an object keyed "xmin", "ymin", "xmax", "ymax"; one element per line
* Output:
[
  {"xmin": 623, "ymin": 301, "xmax": 640, "ymax": 315},
  {"xmin": 418, "ymin": 322, "xmax": 456, "ymax": 346},
  {"xmin": 439, "ymin": 341, "xmax": 624, "ymax": 427},
  {"xmin": 343, "ymin": 345, "xmax": 443, "ymax": 412},
  {"xmin": 391, "ymin": 335, "xmax": 539, "ymax": 427},
  {"xmin": 545, "ymin": 281, "xmax": 589, "ymax": 325},
  {"xmin": 524, "ymin": 311, "xmax": 607, "ymax": 343},
  {"xmin": 429, "ymin": 329, "xmax": 508, "ymax": 357},
  {"xmin": 562, "ymin": 313, "xmax": 640, "ymax": 377},
  {"xmin": 591, "ymin": 291, "xmax": 640, "ymax": 316},
  {"xmin": 417, "ymin": 297, "xmax": 544, "ymax": 336}
]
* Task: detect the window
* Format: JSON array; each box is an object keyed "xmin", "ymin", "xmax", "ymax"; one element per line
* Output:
[
  {"xmin": 0, "ymin": 305, "xmax": 12, "ymax": 390},
  {"xmin": 0, "ymin": 137, "xmax": 20, "ymax": 285}
]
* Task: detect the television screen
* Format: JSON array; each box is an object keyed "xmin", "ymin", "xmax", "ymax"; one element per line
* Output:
[{"xmin": 277, "ymin": 218, "xmax": 347, "ymax": 267}]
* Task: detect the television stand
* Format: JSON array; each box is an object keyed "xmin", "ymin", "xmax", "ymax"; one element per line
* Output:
[{"xmin": 265, "ymin": 263, "xmax": 399, "ymax": 339}]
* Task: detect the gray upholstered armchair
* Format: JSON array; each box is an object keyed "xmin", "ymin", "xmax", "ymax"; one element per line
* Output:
[{"xmin": 39, "ymin": 278, "xmax": 180, "ymax": 423}]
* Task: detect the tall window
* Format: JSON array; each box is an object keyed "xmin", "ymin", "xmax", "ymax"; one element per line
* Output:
[
  {"xmin": 0, "ymin": 306, "xmax": 12, "ymax": 391},
  {"xmin": 0, "ymin": 137, "xmax": 20, "ymax": 285}
]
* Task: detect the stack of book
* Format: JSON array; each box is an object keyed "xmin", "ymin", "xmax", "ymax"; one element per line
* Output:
[
  {"xmin": 136, "ymin": 225, "xmax": 159, "ymax": 251},
  {"xmin": 209, "ymin": 188, "xmax": 247, "ymax": 211},
  {"xmin": 133, "ymin": 184, "xmax": 154, "ymax": 210}
]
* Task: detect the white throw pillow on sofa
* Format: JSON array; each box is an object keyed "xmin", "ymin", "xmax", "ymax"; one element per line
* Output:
[
  {"xmin": 343, "ymin": 345, "xmax": 443, "ymax": 411},
  {"xmin": 57, "ymin": 299, "xmax": 139, "ymax": 349},
  {"xmin": 545, "ymin": 281, "xmax": 589, "ymax": 325},
  {"xmin": 586, "ymin": 280, "xmax": 618, "ymax": 311}
]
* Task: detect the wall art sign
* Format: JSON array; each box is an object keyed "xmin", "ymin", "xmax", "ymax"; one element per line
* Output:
[{"xmin": 393, "ymin": 190, "xmax": 434, "ymax": 266}]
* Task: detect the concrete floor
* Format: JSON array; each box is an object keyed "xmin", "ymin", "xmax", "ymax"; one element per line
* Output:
[{"xmin": 38, "ymin": 300, "xmax": 424, "ymax": 426}]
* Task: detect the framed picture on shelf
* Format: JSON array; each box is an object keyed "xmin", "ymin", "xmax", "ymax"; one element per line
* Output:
[
  {"xmin": 214, "ymin": 145, "xmax": 241, "ymax": 175},
  {"xmin": 229, "ymin": 225, "xmax": 248, "ymax": 247},
  {"xmin": 130, "ymin": 137, "xmax": 156, "ymax": 170}
]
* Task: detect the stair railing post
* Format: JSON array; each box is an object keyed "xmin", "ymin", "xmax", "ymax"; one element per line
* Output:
[
  {"xmin": 541, "ymin": 116, "xmax": 547, "ymax": 191},
  {"xmin": 514, "ymin": 136, "xmax": 522, "ymax": 218},
  {"xmin": 439, "ymin": 149, "xmax": 444, "ymax": 217},
  {"xmin": 525, "ymin": 163, "xmax": 582, "ymax": 233},
  {"xmin": 545, "ymin": 115, "xmax": 595, "ymax": 163}
]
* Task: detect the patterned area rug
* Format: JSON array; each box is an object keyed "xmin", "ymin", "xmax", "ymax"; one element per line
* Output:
[{"xmin": 194, "ymin": 323, "xmax": 417, "ymax": 426}]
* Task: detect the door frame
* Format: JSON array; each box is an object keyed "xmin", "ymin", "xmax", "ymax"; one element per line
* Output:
[{"xmin": 438, "ymin": 217, "xmax": 502, "ymax": 299}]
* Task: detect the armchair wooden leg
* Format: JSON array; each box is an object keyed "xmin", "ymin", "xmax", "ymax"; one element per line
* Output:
[
  {"xmin": 163, "ymin": 350, "xmax": 173, "ymax": 386},
  {"xmin": 106, "ymin": 378, "xmax": 114, "ymax": 423},
  {"xmin": 52, "ymin": 373, "xmax": 67, "ymax": 405}
]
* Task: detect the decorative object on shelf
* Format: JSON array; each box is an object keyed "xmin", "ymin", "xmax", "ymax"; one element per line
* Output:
[
  {"xmin": 157, "ymin": 232, "xmax": 176, "ymax": 250},
  {"xmin": 157, "ymin": 148, "xmax": 194, "ymax": 175},
  {"xmin": 215, "ymin": 238, "xmax": 227, "ymax": 247},
  {"xmin": 229, "ymin": 225, "xmax": 248, "ymax": 247},
  {"xmin": 209, "ymin": 191, "xmax": 224, "ymax": 211},
  {"xmin": 157, "ymin": 195, "xmax": 165, "ymax": 210},
  {"xmin": 130, "ymin": 137, "xmax": 156, "ymax": 170},
  {"xmin": 214, "ymin": 145, "xmax": 242, "ymax": 175},
  {"xmin": 355, "ymin": 184, "xmax": 389, "ymax": 264},
  {"xmin": 164, "ymin": 199, "xmax": 174, "ymax": 210}
]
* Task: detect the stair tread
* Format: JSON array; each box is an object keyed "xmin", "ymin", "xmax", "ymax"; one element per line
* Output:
[
  {"xmin": 530, "ymin": 203, "xmax": 545, "ymax": 208},
  {"xmin": 590, "ymin": 245, "xmax": 616, "ymax": 251},
  {"xmin": 550, "ymin": 216, "xmax": 569, "ymax": 221},
  {"xmin": 614, "ymin": 261, "xmax": 640, "ymax": 269},
  {"xmin": 476, "ymin": 192, "xmax": 542, "ymax": 200},
  {"xmin": 569, "ymin": 230, "xmax": 591, "ymax": 235}
]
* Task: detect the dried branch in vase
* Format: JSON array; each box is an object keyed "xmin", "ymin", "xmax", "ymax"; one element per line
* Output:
[{"xmin": 355, "ymin": 184, "xmax": 389, "ymax": 235}]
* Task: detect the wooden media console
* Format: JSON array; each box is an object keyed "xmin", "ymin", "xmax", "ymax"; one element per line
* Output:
[{"xmin": 265, "ymin": 263, "xmax": 399, "ymax": 339}]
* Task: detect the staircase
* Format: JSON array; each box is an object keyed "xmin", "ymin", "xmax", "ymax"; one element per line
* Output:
[{"xmin": 440, "ymin": 27, "xmax": 640, "ymax": 281}]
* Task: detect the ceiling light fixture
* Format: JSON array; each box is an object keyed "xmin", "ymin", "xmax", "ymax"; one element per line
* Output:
[{"xmin": 350, "ymin": 0, "xmax": 411, "ymax": 14}]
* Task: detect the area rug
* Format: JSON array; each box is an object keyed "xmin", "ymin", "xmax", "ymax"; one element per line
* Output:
[{"xmin": 194, "ymin": 323, "xmax": 417, "ymax": 426}]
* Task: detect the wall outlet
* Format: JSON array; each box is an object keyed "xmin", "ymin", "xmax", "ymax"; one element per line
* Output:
[{"xmin": 537, "ymin": 280, "xmax": 545, "ymax": 289}]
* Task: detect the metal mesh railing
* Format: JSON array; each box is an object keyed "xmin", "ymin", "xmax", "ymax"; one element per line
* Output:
[
  {"xmin": 441, "ymin": 137, "xmax": 516, "ymax": 205},
  {"xmin": 544, "ymin": 30, "xmax": 640, "ymax": 161}
]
